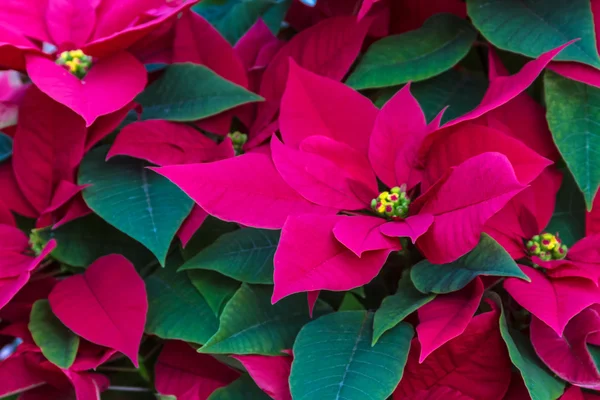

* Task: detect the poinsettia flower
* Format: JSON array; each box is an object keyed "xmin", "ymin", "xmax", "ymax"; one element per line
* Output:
[
  {"xmin": 0, "ymin": 0, "xmax": 196, "ymax": 126},
  {"xmin": 395, "ymin": 305, "xmax": 512, "ymax": 399},
  {"xmin": 531, "ymin": 307, "xmax": 600, "ymax": 389}
]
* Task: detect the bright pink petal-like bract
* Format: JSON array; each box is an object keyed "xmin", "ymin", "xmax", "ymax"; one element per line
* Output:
[
  {"xmin": 333, "ymin": 215, "xmax": 400, "ymax": 257},
  {"xmin": 280, "ymin": 60, "xmax": 377, "ymax": 156},
  {"xmin": 48, "ymin": 254, "xmax": 147, "ymax": 366},
  {"xmin": 154, "ymin": 151, "xmax": 334, "ymax": 229},
  {"xmin": 531, "ymin": 310, "xmax": 600, "ymax": 388},
  {"xmin": 272, "ymin": 214, "xmax": 399, "ymax": 303},
  {"xmin": 416, "ymin": 278, "xmax": 484, "ymax": 362},
  {"xmin": 107, "ymin": 120, "xmax": 234, "ymax": 166},
  {"xmin": 234, "ymin": 354, "xmax": 293, "ymax": 400},
  {"xmin": 253, "ymin": 16, "xmax": 369, "ymax": 134},
  {"xmin": 370, "ymin": 83, "xmax": 427, "ymax": 189},
  {"xmin": 12, "ymin": 87, "xmax": 86, "ymax": 214},
  {"xmin": 416, "ymin": 152, "xmax": 525, "ymax": 264},
  {"xmin": 504, "ymin": 265, "xmax": 600, "ymax": 335},
  {"xmin": 25, "ymin": 51, "xmax": 147, "ymax": 126}
]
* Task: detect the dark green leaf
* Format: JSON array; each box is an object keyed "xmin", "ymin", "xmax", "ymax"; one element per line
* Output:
[
  {"xmin": 468, "ymin": 0, "xmax": 600, "ymax": 67},
  {"xmin": 545, "ymin": 168, "xmax": 586, "ymax": 247},
  {"xmin": 207, "ymin": 375, "xmax": 271, "ymax": 400},
  {"xmin": 347, "ymin": 14, "xmax": 477, "ymax": 90},
  {"xmin": 0, "ymin": 132, "xmax": 12, "ymax": 163},
  {"xmin": 338, "ymin": 293, "xmax": 365, "ymax": 311},
  {"xmin": 179, "ymin": 228, "xmax": 279, "ymax": 284},
  {"xmin": 545, "ymin": 71, "xmax": 600, "ymax": 210},
  {"xmin": 29, "ymin": 300, "xmax": 79, "ymax": 369},
  {"xmin": 145, "ymin": 263, "xmax": 219, "ymax": 345},
  {"xmin": 187, "ymin": 270, "xmax": 240, "ymax": 316},
  {"xmin": 499, "ymin": 304, "xmax": 565, "ymax": 400},
  {"xmin": 373, "ymin": 277, "xmax": 436, "ymax": 345},
  {"xmin": 79, "ymin": 146, "xmax": 194, "ymax": 266},
  {"xmin": 199, "ymin": 284, "xmax": 331, "ymax": 355},
  {"xmin": 182, "ymin": 216, "xmax": 239, "ymax": 260},
  {"xmin": 375, "ymin": 69, "xmax": 488, "ymax": 124},
  {"xmin": 290, "ymin": 311, "xmax": 413, "ymax": 400},
  {"xmin": 34, "ymin": 214, "xmax": 154, "ymax": 269},
  {"xmin": 194, "ymin": 0, "xmax": 291, "ymax": 44},
  {"xmin": 136, "ymin": 63, "xmax": 263, "ymax": 121},
  {"xmin": 411, "ymin": 234, "xmax": 529, "ymax": 294}
]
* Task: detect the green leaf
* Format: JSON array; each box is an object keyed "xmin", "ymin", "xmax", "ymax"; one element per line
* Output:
[
  {"xmin": 346, "ymin": 14, "xmax": 477, "ymax": 90},
  {"xmin": 375, "ymin": 69, "xmax": 488, "ymax": 124},
  {"xmin": 34, "ymin": 214, "xmax": 154, "ymax": 269},
  {"xmin": 187, "ymin": 270, "xmax": 240, "ymax": 316},
  {"xmin": 499, "ymin": 304, "xmax": 565, "ymax": 400},
  {"xmin": 545, "ymin": 71, "xmax": 600, "ymax": 210},
  {"xmin": 0, "ymin": 132, "xmax": 12, "ymax": 163},
  {"xmin": 78, "ymin": 146, "xmax": 194, "ymax": 266},
  {"xmin": 194, "ymin": 0, "xmax": 291, "ymax": 44},
  {"xmin": 179, "ymin": 228, "xmax": 279, "ymax": 284},
  {"xmin": 29, "ymin": 300, "xmax": 79, "ymax": 369},
  {"xmin": 467, "ymin": 0, "xmax": 600, "ymax": 68},
  {"xmin": 145, "ymin": 263, "xmax": 219, "ymax": 345},
  {"xmin": 290, "ymin": 311, "xmax": 413, "ymax": 400},
  {"xmin": 373, "ymin": 277, "xmax": 436, "ymax": 345},
  {"xmin": 136, "ymin": 63, "xmax": 263, "ymax": 121},
  {"xmin": 199, "ymin": 284, "xmax": 331, "ymax": 355},
  {"xmin": 182, "ymin": 216, "xmax": 239, "ymax": 260},
  {"xmin": 338, "ymin": 293, "xmax": 365, "ymax": 311},
  {"xmin": 207, "ymin": 375, "xmax": 271, "ymax": 400},
  {"xmin": 411, "ymin": 234, "xmax": 529, "ymax": 294},
  {"xmin": 545, "ymin": 168, "xmax": 586, "ymax": 247}
]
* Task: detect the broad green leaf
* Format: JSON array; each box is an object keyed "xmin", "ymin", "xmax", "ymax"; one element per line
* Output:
[
  {"xmin": 136, "ymin": 64, "xmax": 263, "ymax": 121},
  {"xmin": 346, "ymin": 14, "xmax": 477, "ymax": 90},
  {"xmin": 411, "ymin": 234, "xmax": 529, "ymax": 294},
  {"xmin": 79, "ymin": 146, "xmax": 194, "ymax": 266},
  {"xmin": 375, "ymin": 69, "xmax": 488, "ymax": 124},
  {"xmin": 499, "ymin": 305, "xmax": 565, "ymax": 400},
  {"xmin": 290, "ymin": 311, "xmax": 413, "ymax": 400},
  {"xmin": 34, "ymin": 214, "xmax": 154, "ymax": 269},
  {"xmin": 29, "ymin": 300, "xmax": 79, "ymax": 369},
  {"xmin": 545, "ymin": 71, "xmax": 600, "ymax": 210},
  {"xmin": 338, "ymin": 293, "xmax": 365, "ymax": 311},
  {"xmin": 467, "ymin": 0, "xmax": 600, "ymax": 68},
  {"xmin": 199, "ymin": 284, "xmax": 331, "ymax": 355},
  {"xmin": 182, "ymin": 216, "xmax": 239, "ymax": 260},
  {"xmin": 373, "ymin": 277, "xmax": 436, "ymax": 345},
  {"xmin": 194, "ymin": 0, "xmax": 291, "ymax": 44},
  {"xmin": 0, "ymin": 132, "xmax": 12, "ymax": 163},
  {"xmin": 179, "ymin": 228, "xmax": 279, "ymax": 284},
  {"xmin": 207, "ymin": 375, "xmax": 270, "ymax": 400},
  {"xmin": 145, "ymin": 263, "xmax": 219, "ymax": 345},
  {"xmin": 187, "ymin": 270, "xmax": 240, "ymax": 316},
  {"xmin": 545, "ymin": 168, "xmax": 586, "ymax": 247}
]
